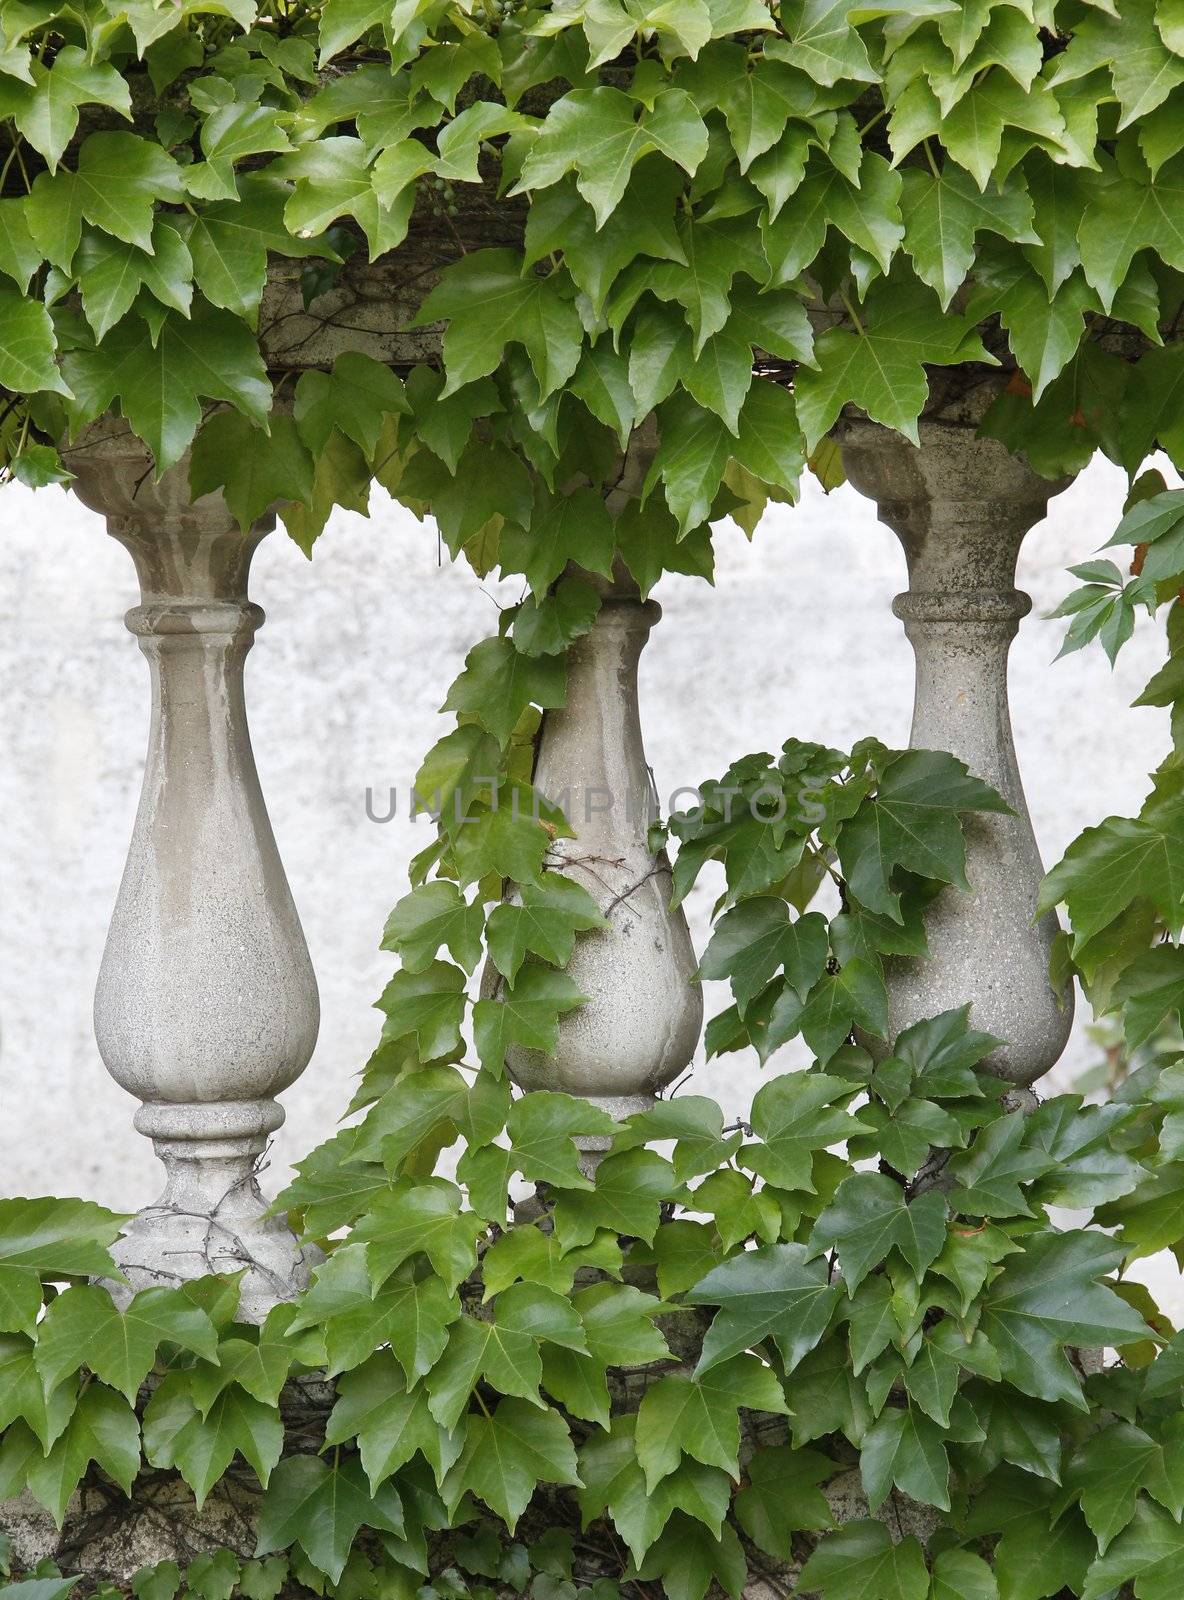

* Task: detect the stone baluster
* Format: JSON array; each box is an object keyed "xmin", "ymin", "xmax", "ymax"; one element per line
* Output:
[
  {"xmin": 499, "ymin": 574, "xmax": 703, "ymax": 1138},
  {"xmin": 836, "ymin": 417, "xmax": 1074, "ymax": 1090},
  {"xmin": 68, "ymin": 423, "xmax": 320, "ymax": 1319}
]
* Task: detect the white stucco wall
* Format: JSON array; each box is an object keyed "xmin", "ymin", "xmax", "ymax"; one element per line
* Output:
[{"xmin": 0, "ymin": 457, "xmax": 1174, "ymax": 1302}]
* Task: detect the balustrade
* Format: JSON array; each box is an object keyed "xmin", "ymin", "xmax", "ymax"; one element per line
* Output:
[
  {"xmin": 67, "ymin": 420, "xmax": 320, "ymax": 1321},
  {"xmin": 499, "ymin": 573, "xmax": 704, "ymax": 1135},
  {"xmin": 837, "ymin": 417, "xmax": 1075, "ymax": 1090}
]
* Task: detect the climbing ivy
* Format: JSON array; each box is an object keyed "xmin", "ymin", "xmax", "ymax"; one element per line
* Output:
[{"xmin": 6, "ymin": 0, "xmax": 1184, "ymax": 1596}]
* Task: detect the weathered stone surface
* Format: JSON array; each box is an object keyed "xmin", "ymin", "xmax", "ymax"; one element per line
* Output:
[
  {"xmin": 494, "ymin": 584, "xmax": 703, "ymax": 1125},
  {"xmin": 65, "ymin": 423, "xmax": 321, "ymax": 1318},
  {"xmin": 837, "ymin": 414, "xmax": 1075, "ymax": 1087}
]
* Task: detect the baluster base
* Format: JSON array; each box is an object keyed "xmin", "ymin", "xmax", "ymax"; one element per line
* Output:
[{"xmin": 106, "ymin": 1099, "xmax": 317, "ymax": 1321}]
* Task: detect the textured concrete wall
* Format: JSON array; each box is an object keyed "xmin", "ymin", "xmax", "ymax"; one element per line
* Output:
[{"xmin": 0, "ymin": 458, "xmax": 1172, "ymax": 1286}]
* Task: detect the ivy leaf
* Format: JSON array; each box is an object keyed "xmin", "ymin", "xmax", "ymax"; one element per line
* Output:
[
  {"xmin": 1078, "ymin": 158, "xmax": 1184, "ymax": 312},
  {"xmin": 796, "ymin": 278, "xmax": 995, "ymax": 450},
  {"xmin": 0, "ymin": 288, "xmax": 70, "ymax": 397},
  {"xmin": 731, "ymin": 379, "xmax": 806, "ymax": 499},
  {"xmin": 514, "ymin": 87, "xmax": 708, "ymax": 225},
  {"xmin": 375, "ymin": 961, "xmax": 466, "ymax": 1061},
  {"xmin": 836, "ymin": 748, "xmax": 1009, "ymax": 921},
  {"xmin": 636, "ymin": 1354, "xmax": 787, "ymax": 1488},
  {"xmin": 579, "ymin": 1417, "xmax": 731, "ymax": 1563},
  {"xmin": 0, "ymin": 1334, "xmax": 77, "ymax": 1451},
  {"xmin": 797, "ymin": 1521, "xmax": 929, "ymax": 1600},
  {"xmin": 294, "ymin": 351, "xmax": 408, "ymax": 457},
  {"xmin": 325, "ymin": 1350, "xmax": 458, "ymax": 1489},
  {"xmin": 1038, "ymin": 793, "xmax": 1184, "ymax": 946},
  {"xmin": 441, "ymin": 1398, "xmax": 580, "ymax": 1530},
  {"xmin": 768, "ymin": 0, "xmax": 878, "ymax": 84},
  {"xmin": 740, "ymin": 1072, "xmax": 871, "ymax": 1192},
  {"xmin": 76, "ymin": 219, "xmax": 193, "ymax": 342},
  {"xmin": 633, "ymin": 1513, "xmax": 748, "ymax": 1600},
  {"xmin": 255, "ymin": 1453, "xmax": 404, "ymax": 1583},
  {"xmin": 352, "ymin": 1180, "xmax": 484, "ymax": 1294},
  {"xmin": 26, "ymin": 131, "xmax": 185, "ymax": 268},
  {"xmin": 513, "ymin": 575, "xmax": 603, "ymax": 657},
  {"xmin": 426, "ymin": 1282, "xmax": 585, "ymax": 1428},
  {"xmin": 285, "ymin": 1245, "xmax": 460, "ymax": 1379},
  {"xmin": 980, "ymin": 1230, "xmax": 1153, "ymax": 1408},
  {"xmin": 189, "ymin": 1313, "xmax": 297, "ymax": 1412},
  {"xmin": 860, "ymin": 1404, "xmax": 951, "ymax": 1512},
  {"xmin": 504, "ymin": 1092, "xmax": 616, "ymax": 1190},
  {"xmin": 732, "ymin": 1445, "xmax": 834, "ymax": 1557},
  {"xmin": 189, "ymin": 412, "xmax": 315, "ymax": 531},
  {"xmin": 499, "ymin": 487, "xmax": 615, "ymax": 597},
  {"xmin": 617, "ymin": 1098, "xmax": 742, "ymax": 1184},
  {"xmin": 277, "ymin": 137, "xmax": 411, "ymax": 259},
  {"xmin": 930, "ymin": 1550, "xmax": 998, "ymax": 1600},
  {"xmin": 1059, "ymin": 1421, "xmax": 1184, "ymax": 1554},
  {"xmin": 1025, "ymin": 1095, "xmax": 1143, "ymax": 1209},
  {"xmin": 795, "ymin": 958, "xmax": 890, "ymax": 1063},
  {"xmin": 473, "ymin": 967, "xmax": 587, "ymax": 1077},
  {"xmin": 699, "ymin": 901, "xmax": 828, "ymax": 1015},
  {"xmin": 0, "ymin": 1197, "xmax": 125, "ymax": 1336},
  {"xmin": 552, "ymin": 1148, "xmax": 678, "ymax": 1248},
  {"xmin": 142, "ymin": 1373, "xmax": 283, "ymax": 1508},
  {"xmin": 443, "ymin": 636, "xmax": 566, "ymax": 747},
  {"xmin": 23, "ymin": 1383, "xmax": 140, "ymax": 1526},
  {"xmin": 687, "ymin": 1241, "xmax": 840, "ymax": 1374},
  {"xmin": 34, "ymin": 1283, "xmax": 219, "ymax": 1403},
  {"xmin": 486, "ymin": 874, "xmax": 605, "ymax": 983},
  {"xmin": 178, "ymin": 175, "xmax": 319, "ymax": 324},
  {"xmin": 352, "ymin": 1066, "xmax": 474, "ymax": 1170},
  {"xmin": 901, "ymin": 165, "xmax": 1037, "ymax": 309},
  {"xmin": 63, "ymin": 303, "xmax": 271, "ymax": 472},
  {"xmin": 0, "ymin": 198, "xmax": 42, "ymax": 291},
  {"xmin": 482, "ymin": 1225, "xmax": 622, "ymax": 1298},
  {"xmin": 648, "ymin": 391, "xmax": 731, "ymax": 533},
  {"xmin": 1080, "ymin": 1497, "xmax": 1184, "ymax": 1600},
  {"xmin": 0, "ymin": 46, "xmax": 131, "ymax": 171},
  {"xmin": 413, "ymin": 248, "xmax": 583, "ymax": 400},
  {"xmin": 382, "ymin": 883, "xmax": 486, "ymax": 975},
  {"xmin": 762, "ymin": 150, "xmax": 904, "ymax": 285},
  {"xmin": 809, "ymin": 1173, "xmax": 949, "ymax": 1293},
  {"xmin": 945, "ymin": 1113, "xmax": 1056, "ymax": 1218}
]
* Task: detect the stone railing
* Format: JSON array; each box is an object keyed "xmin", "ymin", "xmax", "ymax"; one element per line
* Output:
[
  {"xmin": 1, "ymin": 381, "xmax": 1078, "ymax": 1578},
  {"xmin": 51, "ymin": 391, "xmax": 1076, "ymax": 1299}
]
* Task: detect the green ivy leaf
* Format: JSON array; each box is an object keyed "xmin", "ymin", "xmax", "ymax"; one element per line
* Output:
[
  {"xmin": 375, "ymin": 961, "xmax": 467, "ymax": 1062},
  {"xmin": 352, "ymin": 1180, "xmax": 484, "ymax": 1294},
  {"xmin": 486, "ymin": 874, "xmax": 605, "ymax": 983},
  {"xmin": 142, "ymin": 1371, "xmax": 283, "ymax": 1507},
  {"xmin": 635, "ymin": 1353, "xmax": 787, "ymax": 1488},
  {"xmin": 382, "ymin": 883, "xmax": 486, "ymax": 976},
  {"xmin": 980, "ymin": 1230, "xmax": 1153, "ymax": 1408},
  {"xmin": 24, "ymin": 1383, "xmax": 140, "ymax": 1526},
  {"xmin": 474, "ymin": 967, "xmax": 587, "ymax": 1077},
  {"xmin": 443, "ymin": 636, "xmax": 566, "ymax": 748},
  {"xmin": 837, "ymin": 747, "xmax": 1010, "ymax": 921},
  {"xmin": 34, "ymin": 1283, "xmax": 219, "ymax": 1403},
  {"xmin": 413, "ymin": 248, "xmax": 583, "ymax": 400},
  {"xmin": 732, "ymin": 1444, "xmax": 834, "ymax": 1557},
  {"xmin": 797, "ymin": 1520, "xmax": 929, "ymax": 1600},
  {"xmin": 324, "ymin": 1350, "xmax": 458, "ymax": 1489},
  {"xmin": 687, "ymin": 1241, "xmax": 840, "ymax": 1374},
  {"xmin": 440, "ymin": 1397, "xmax": 580, "ymax": 1531},
  {"xmin": 514, "ymin": 87, "xmax": 708, "ymax": 225},
  {"xmin": 63, "ymin": 302, "xmax": 271, "ymax": 472},
  {"xmin": 809, "ymin": 1173, "xmax": 949, "ymax": 1292},
  {"xmin": 740, "ymin": 1072, "xmax": 871, "ymax": 1191},
  {"xmin": 255, "ymin": 1453, "xmax": 404, "ymax": 1583},
  {"xmin": 26, "ymin": 131, "xmax": 185, "ymax": 268}
]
